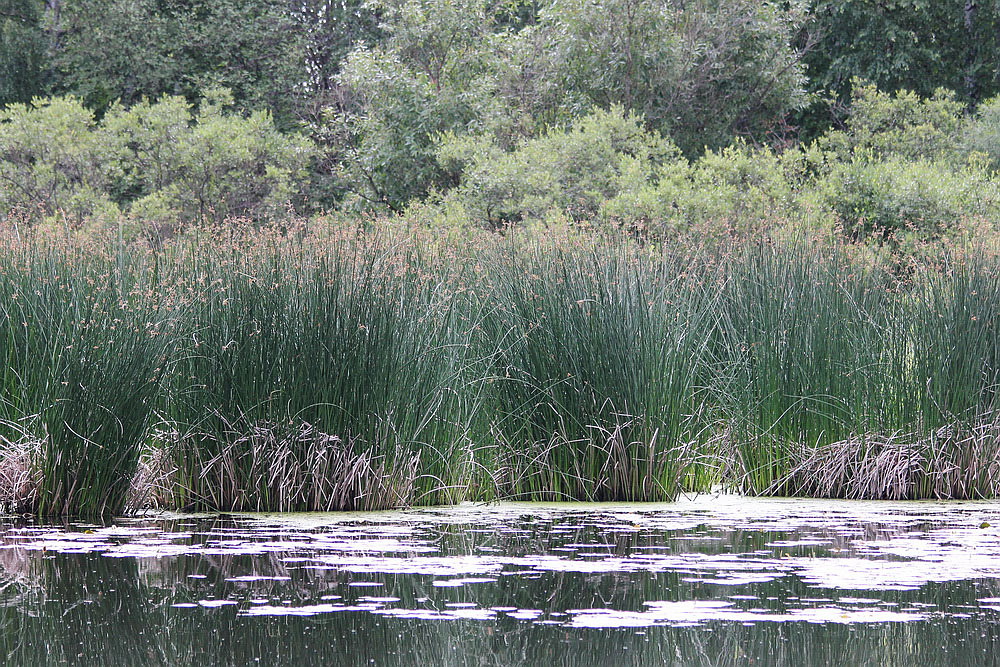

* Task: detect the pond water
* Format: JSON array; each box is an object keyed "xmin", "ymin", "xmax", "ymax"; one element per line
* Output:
[{"xmin": 1, "ymin": 495, "xmax": 1000, "ymax": 665}]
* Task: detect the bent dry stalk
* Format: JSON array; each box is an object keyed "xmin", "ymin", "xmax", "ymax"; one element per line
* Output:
[{"xmin": 772, "ymin": 418, "xmax": 1000, "ymax": 500}]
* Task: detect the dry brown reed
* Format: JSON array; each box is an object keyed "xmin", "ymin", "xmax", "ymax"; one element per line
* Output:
[
  {"xmin": 159, "ymin": 419, "xmax": 421, "ymax": 512},
  {"xmin": 126, "ymin": 445, "xmax": 178, "ymax": 513},
  {"xmin": 771, "ymin": 418, "xmax": 1000, "ymax": 500},
  {"xmin": 0, "ymin": 439, "xmax": 39, "ymax": 514}
]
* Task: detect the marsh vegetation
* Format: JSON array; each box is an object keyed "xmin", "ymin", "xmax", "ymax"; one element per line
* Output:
[
  {"xmin": 0, "ymin": 222, "xmax": 997, "ymax": 515},
  {"xmin": 5, "ymin": 2, "xmax": 1000, "ymax": 516}
]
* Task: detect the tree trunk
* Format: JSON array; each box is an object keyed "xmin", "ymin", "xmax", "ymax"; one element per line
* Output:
[{"xmin": 965, "ymin": 1, "xmax": 979, "ymax": 101}]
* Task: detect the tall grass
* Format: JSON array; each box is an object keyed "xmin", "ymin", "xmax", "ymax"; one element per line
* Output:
[
  {"xmin": 0, "ymin": 228, "xmax": 170, "ymax": 516},
  {"xmin": 476, "ymin": 236, "xmax": 718, "ymax": 501},
  {"xmin": 1, "ymin": 220, "xmax": 1000, "ymax": 515},
  {"xmin": 159, "ymin": 226, "xmax": 476, "ymax": 511}
]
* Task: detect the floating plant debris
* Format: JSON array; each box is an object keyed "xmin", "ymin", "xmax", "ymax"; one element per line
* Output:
[{"xmin": 1, "ymin": 497, "xmax": 1000, "ymax": 665}]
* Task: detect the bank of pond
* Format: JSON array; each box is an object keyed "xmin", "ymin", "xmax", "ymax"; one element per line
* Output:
[{"xmin": 1, "ymin": 222, "xmax": 999, "ymax": 517}]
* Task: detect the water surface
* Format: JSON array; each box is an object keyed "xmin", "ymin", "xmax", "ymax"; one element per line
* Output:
[{"xmin": 2, "ymin": 495, "xmax": 1000, "ymax": 665}]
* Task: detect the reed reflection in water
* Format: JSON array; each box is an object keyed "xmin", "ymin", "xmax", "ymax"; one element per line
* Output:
[{"xmin": 0, "ymin": 499, "xmax": 997, "ymax": 665}]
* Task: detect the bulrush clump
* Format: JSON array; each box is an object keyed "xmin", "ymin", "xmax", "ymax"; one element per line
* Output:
[
  {"xmin": 0, "ymin": 438, "xmax": 39, "ymax": 514},
  {"xmin": 0, "ymin": 218, "xmax": 998, "ymax": 516}
]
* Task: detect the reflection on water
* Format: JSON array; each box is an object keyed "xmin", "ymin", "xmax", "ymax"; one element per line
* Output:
[{"xmin": 0, "ymin": 496, "xmax": 999, "ymax": 665}]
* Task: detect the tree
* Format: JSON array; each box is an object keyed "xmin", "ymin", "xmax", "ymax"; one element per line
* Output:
[
  {"xmin": 332, "ymin": 0, "xmax": 809, "ymax": 210},
  {"xmin": 805, "ymin": 1, "xmax": 1000, "ymax": 105},
  {"xmin": 334, "ymin": 0, "xmax": 512, "ymax": 209},
  {"xmin": 527, "ymin": 0, "xmax": 809, "ymax": 154},
  {"xmin": 51, "ymin": 0, "xmax": 308, "ymax": 128},
  {"xmin": 286, "ymin": 0, "xmax": 383, "ymax": 115},
  {"xmin": 0, "ymin": 0, "xmax": 47, "ymax": 106}
]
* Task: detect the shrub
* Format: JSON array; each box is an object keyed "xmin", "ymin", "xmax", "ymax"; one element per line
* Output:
[
  {"xmin": 603, "ymin": 141, "xmax": 825, "ymax": 239},
  {"xmin": 819, "ymin": 82, "xmax": 965, "ymax": 162},
  {"xmin": 0, "ymin": 91, "xmax": 314, "ymax": 229},
  {"xmin": 817, "ymin": 157, "xmax": 1000, "ymax": 242},
  {"xmin": 439, "ymin": 106, "xmax": 678, "ymax": 227},
  {"xmin": 961, "ymin": 95, "xmax": 1000, "ymax": 172},
  {"xmin": 103, "ymin": 89, "xmax": 314, "ymax": 225},
  {"xmin": 0, "ymin": 96, "xmax": 121, "ymax": 225}
]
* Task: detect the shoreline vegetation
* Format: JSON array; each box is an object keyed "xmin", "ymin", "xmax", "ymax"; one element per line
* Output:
[
  {"xmin": 8, "ymin": 2, "xmax": 1000, "ymax": 516},
  {"xmin": 1, "ymin": 220, "xmax": 999, "ymax": 517}
]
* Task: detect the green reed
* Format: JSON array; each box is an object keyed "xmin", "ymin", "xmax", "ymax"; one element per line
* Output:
[
  {"xmin": 0, "ymin": 231, "xmax": 170, "ymax": 516},
  {"xmin": 160, "ymin": 227, "xmax": 476, "ymax": 511},
  {"xmin": 707, "ymin": 242, "xmax": 899, "ymax": 492},
  {"xmin": 708, "ymin": 240, "xmax": 1000, "ymax": 497},
  {"xmin": 909, "ymin": 250, "xmax": 1000, "ymax": 423},
  {"xmin": 2, "ymin": 221, "xmax": 1000, "ymax": 514},
  {"xmin": 476, "ymin": 237, "xmax": 718, "ymax": 501}
]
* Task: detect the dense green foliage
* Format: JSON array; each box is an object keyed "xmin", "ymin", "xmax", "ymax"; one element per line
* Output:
[
  {"xmin": 5, "ymin": 1, "xmax": 1000, "ymax": 237},
  {"xmin": 6, "ymin": 81, "xmax": 1000, "ymax": 245},
  {"xmin": 0, "ymin": 0, "xmax": 45, "ymax": 107},
  {"xmin": 438, "ymin": 107, "xmax": 679, "ymax": 226},
  {"xmin": 334, "ymin": 0, "xmax": 807, "ymax": 209},
  {"xmin": 1, "ymin": 225, "xmax": 1000, "ymax": 516},
  {"xmin": 51, "ymin": 0, "xmax": 383, "ymax": 130},
  {"xmin": 805, "ymin": 1, "xmax": 1000, "ymax": 104}
]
